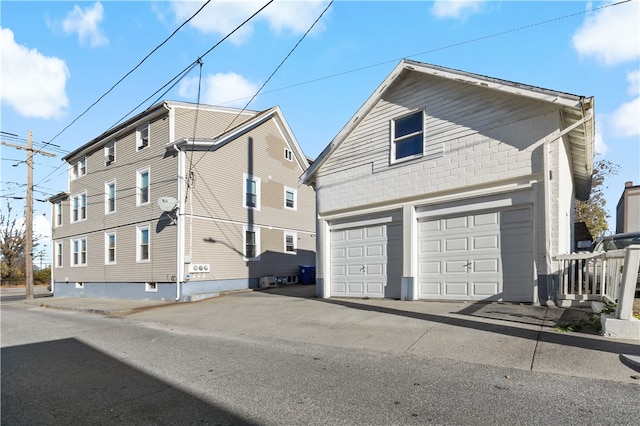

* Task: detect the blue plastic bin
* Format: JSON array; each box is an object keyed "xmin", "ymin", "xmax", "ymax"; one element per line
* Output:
[{"xmin": 298, "ymin": 265, "xmax": 316, "ymax": 285}]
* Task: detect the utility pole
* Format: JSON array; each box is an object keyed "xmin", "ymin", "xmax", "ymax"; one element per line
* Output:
[{"xmin": 1, "ymin": 131, "xmax": 56, "ymax": 300}]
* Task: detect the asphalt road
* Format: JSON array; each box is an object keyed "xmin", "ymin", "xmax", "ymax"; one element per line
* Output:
[{"xmin": 2, "ymin": 301, "xmax": 639, "ymax": 425}]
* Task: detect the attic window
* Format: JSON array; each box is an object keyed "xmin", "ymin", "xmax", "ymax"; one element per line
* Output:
[
  {"xmin": 284, "ymin": 148, "xmax": 292, "ymax": 161},
  {"xmin": 392, "ymin": 111, "xmax": 424, "ymax": 162}
]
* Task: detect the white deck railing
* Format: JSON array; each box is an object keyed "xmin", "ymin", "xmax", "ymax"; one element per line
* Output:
[{"xmin": 555, "ymin": 250, "xmax": 626, "ymax": 304}]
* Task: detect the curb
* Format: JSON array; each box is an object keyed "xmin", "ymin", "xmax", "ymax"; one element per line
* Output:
[{"xmin": 620, "ymin": 354, "xmax": 640, "ymax": 373}]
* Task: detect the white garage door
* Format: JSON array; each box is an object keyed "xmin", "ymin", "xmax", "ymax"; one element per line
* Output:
[
  {"xmin": 331, "ymin": 224, "xmax": 402, "ymax": 298},
  {"xmin": 418, "ymin": 207, "xmax": 533, "ymax": 302}
]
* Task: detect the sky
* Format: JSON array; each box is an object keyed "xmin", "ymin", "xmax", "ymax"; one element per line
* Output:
[{"xmin": 1, "ymin": 0, "xmax": 639, "ymax": 265}]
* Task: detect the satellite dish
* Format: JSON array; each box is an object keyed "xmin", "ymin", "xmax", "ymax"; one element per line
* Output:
[{"xmin": 157, "ymin": 196, "xmax": 178, "ymax": 212}]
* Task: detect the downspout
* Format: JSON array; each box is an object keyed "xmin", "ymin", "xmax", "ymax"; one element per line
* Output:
[
  {"xmin": 539, "ymin": 108, "xmax": 593, "ymax": 305},
  {"xmin": 175, "ymin": 143, "xmax": 186, "ymax": 301}
]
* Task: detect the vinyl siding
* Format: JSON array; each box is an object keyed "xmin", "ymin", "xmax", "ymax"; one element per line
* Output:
[
  {"xmin": 315, "ymin": 70, "xmax": 560, "ymax": 215},
  {"xmin": 173, "ymin": 105, "xmax": 257, "ymax": 140},
  {"xmin": 52, "ymin": 112, "xmax": 178, "ymax": 282}
]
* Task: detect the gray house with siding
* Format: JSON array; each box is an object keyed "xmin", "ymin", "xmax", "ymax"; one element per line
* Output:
[
  {"xmin": 300, "ymin": 59, "xmax": 595, "ymax": 304},
  {"xmin": 50, "ymin": 101, "xmax": 316, "ymax": 300}
]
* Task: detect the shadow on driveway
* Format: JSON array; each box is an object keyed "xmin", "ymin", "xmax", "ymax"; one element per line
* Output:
[{"xmin": 1, "ymin": 338, "xmax": 256, "ymax": 425}]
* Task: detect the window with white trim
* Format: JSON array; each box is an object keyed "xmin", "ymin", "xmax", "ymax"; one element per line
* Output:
[
  {"xmin": 137, "ymin": 168, "xmax": 150, "ymax": 206},
  {"xmin": 243, "ymin": 174, "xmax": 261, "ymax": 209},
  {"xmin": 55, "ymin": 241, "xmax": 63, "ymax": 268},
  {"xmin": 71, "ymin": 192, "xmax": 87, "ymax": 222},
  {"xmin": 105, "ymin": 141, "xmax": 115, "ymax": 166},
  {"xmin": 243, "ymin": 226, "xmax": 260, "ymax": 260},
  {"xmin": 71, "ymin": 158, "xmax": 87, "ymax": 179},
  {"xmin": 392, "ymin": 110, "xmax": 424, "ymax": 162},
  {"xmin": 54, "ymin": 202, "xmax": 63, "ymax": 227},
  {"xmin": 105, "ymin": 181, "xmax": 116, "ymax": 214},
  {"xmin": 71, "ymin": 237, "xmax": 87, "ymax": 266},
  {"xmin": 284, "ymin": 148, "xmax": 292, "ymax": 161},
  {"xmin": 105, "ymin": 232, "xmax": 116, "ymax": 264},
  {"xmin": 136, "ymin": 124, "xmax": 149, "ymax": 151},
  {"xmin": 145, "ymin": 282, "xmax": 157, "ymax": 292},
  {"xmin": 284, "ymin": 187, "xmax": 297, "ymax": 210},
  {"xmin": 75, "ymin": 282, "xmax": 84, "ymax": 289},
  {"xmin": 137, "ymin": 226, "xmax": 150, "ymax": 262},
  {"xmin": 284, "ymin": 232, "xmax": 297, "ymax": 254}
]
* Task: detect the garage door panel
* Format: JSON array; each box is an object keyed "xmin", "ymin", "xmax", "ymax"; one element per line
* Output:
[
  {"xmin": 473, "ymin": 259, "xmax": 499, "ymax": 273},
  {"xmin": 367, "ymin": 264, "xmax": 384, "ymax": 275},
  {"xmin": 421, "ymin": 282, "xmax": 442, "ymax": 296},
  {"xmin": 444, "ymin": 282, "xmax": 468, "ymax": 296},
  {"xmin": 502, "ymin": 208, "xmax": 531, "ymax": 225},
  {"xmin": 421, "ymin": 240, "xmax": 441, "ymax": 253},
  {"xmin": 473, "ymin": 282, "xmax": 499, "ymax": 296},
  {"xmin": 366, "ymin": 244, "xmax": 384, "ymax": 257},
  {"xmin": 348, "ymin": 246, "xmax": 364, "ymax": 258},
  {"xmin": 366, "ymin": 283, "xmax": 384, "ymax": 296},
  {"xmin": 332, "ymin": 247, "xmax": 347, "ymax": 259},
  {"xmin": 445, "ymin": 238, "xmax": 467, "ymax": 251},
  {"xmin": 347, "ymin": 228, "xmax": 364, "ymax": 240},
  {"xmin": 473, "ymin": 212, "xmax": 499, "ymax": 226},
  {"xmin": 445, "ymin": 216, "xmax": 467, "ymax": 230},
  {"xmin": 445, "ymin": 260, "xmax": 470, "ymax": 273},
  {"xmin": 473, "ymin": 235, "xmax": 499, "ymax": 250},
  {"xmin": 420, "ymin": 261, "xmax": 441, "ymax": 274}
]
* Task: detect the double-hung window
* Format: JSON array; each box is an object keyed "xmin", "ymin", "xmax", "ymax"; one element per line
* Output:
[
  {"xmin": 105, "ymin": 232, "xmax": 116, "ymax": 264},
  {"xmin": 71, "ymin": 237, "xmax": 87, "ymax": 266},
  {"xmin": 137, "ymin": 168, "xmax": 149, "ymax": 206},
  {"xmin": 71, "ymin": 192, "xmax": 87, "ymax": 222},
  {"xmin": 392, "ymin": 110, "xmax": 424, "ymax": 161},
  {"xmin": 284, "ymin": 187, "xmax": 296, "ymax": 210},
  {"xmin": 243, "ymin": 174, "xmax": 260, "ymax": 209},
  {"xmin": 55, "ymin": 241, "xmax": 63, "ymax": 268},
  {"xmin": 106, "ymin": 181, "xmax": 116, "ymax": 214},
  {"xmin": 54, "ymin": 202, "xmax": 63, "ymax": 227},
  {"xmin": 136, "ymin": 124, "xmax": 149, "ymax": 151},
  {"xmin": 137, "ymin": 226, "xmax": 150, "ymax": 262},
  {"xmin": 284, "ymin": 232, "xmax": 297, "ymax": 254},
  {"xmin": 243, "ymin": 226, "xmax": 260, "ymax": 260},
  {"xmin": 71, "ymin": 158, "xmax": 87, "ymax": 179}
]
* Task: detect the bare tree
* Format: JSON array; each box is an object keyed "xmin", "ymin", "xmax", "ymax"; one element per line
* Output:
[{"xmin": 1, "ymin": 202, "xmax": 36, "ymax": 285}]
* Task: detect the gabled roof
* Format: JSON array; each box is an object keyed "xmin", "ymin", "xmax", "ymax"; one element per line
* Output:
[
  {"xmin": 62, "ymin": 101, "xmax": 259, "ymax": 162},
  {"xmin": 167, "ymin": 105, "xmax": 310, "ymax": 172},
  {"xmin": 300, "ymin": 59, "xmax": 595, "ymax": 200}
]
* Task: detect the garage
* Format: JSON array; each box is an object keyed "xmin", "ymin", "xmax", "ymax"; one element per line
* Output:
[
  {"xmin": 330, "ymin": 223, "xmax": 402, "ymax": 298},
  {"xmin": 418, "ymin": 206, "xmax": 534, "ymax": 302}
]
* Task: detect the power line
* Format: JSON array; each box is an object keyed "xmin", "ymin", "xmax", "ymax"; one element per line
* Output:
[
  {"xmin": 35, "ymin": 0, "xmax": 275, "ymax": 190},
  {"xmin": 46, "ymin": 0, "xmax": 213, "ymax": 146},
  {"xmin": 188, "ymin": 0, "xmax": 334, "ymax": 172}
]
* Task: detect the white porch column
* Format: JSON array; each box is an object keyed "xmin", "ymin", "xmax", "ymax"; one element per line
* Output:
[{"xmin": 316, "ymin": 217, "xmax": 330, "ymax": 298}]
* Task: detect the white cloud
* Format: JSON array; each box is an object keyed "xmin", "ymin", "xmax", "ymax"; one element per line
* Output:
[
  {"xmin": 62, "ymin": 2, "xmax": 108, "ymax": 48},
  {"xmin": 169, "ymin": 0, "xmax": 330, "ymax": 44},
  {"xmin": 0, "ymin": 28, "xmax": 70, "ymax": 119},
  {"xmin": 610, "ymin": 97, "xmax": 640, "ymax": 138},
  {"xmin": 178, "ymin": 72, "xmax": 259, "ymax": 108},
  {"xmin": 572, "ymin": 1, "xmax": 640, "ymax": 66},
  {"xmin": 594, "ymin": 123, "xmax": 607, "ymax": 155},
  {"xmin": 431, "ymin": 0, "xmax": 485, "ymax": 19}
]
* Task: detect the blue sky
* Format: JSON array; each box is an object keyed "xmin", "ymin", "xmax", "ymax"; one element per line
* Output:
[{"xmin": 1, "ymin": 0, "xmax": 639, "ymax": 264}]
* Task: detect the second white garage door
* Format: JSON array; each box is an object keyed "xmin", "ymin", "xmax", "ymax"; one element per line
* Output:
[
  {"xmin": 418, "ymin": 207, "xmax": 533, "ymax": 302},
  {"xmin": 331, "ymin": 223, "xmax": 402, "ymax": 298}
]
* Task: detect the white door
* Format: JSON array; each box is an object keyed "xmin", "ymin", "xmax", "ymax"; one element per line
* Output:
[
  {"xmin": 330, "ymin": 224, "xmax": 402, "ymax": 298},
  {"xmin": 418, "ymin": 207, "xmax": 533, "ymax": 302}
]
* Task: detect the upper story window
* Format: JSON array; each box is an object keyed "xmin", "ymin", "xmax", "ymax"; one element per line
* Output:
[
  {"xmin": 137, "ymin": 168, "xmax": 150, "ymax": 206},
  {"xmin": 137, "ymin": 226, "xmax": 150, "ymax": 262},
  {"xmin": 71, "ymin": 237, "xmax": 87, "ymax": 267},
  {"xmin": 136, "ymin": 124, "xmax": 149, "ymax": 151},
  {"xmin": 105, "ymin": 141, "xmax": 115, "ymax": 166},
  {"xmin": 71, "ymin": 192, "xmax": 87, "ymax": 222},
  {"xmin": 284, "ymin": 187, "xmax": 296, "ymax": 210},
  {"xmin": 243, "ymin": 173, "xmax": 261, "ymax": 210},
  {"xmin": 284, "ymin": 148, "xmax": 292, "ymax": 161},
  {"xmin": 392, "ymin": 111, "xmax": 424, "ymax": 162},
  {"xmin": 243, "ymin": 226, "xmax": 260, "ymax": 261},
  {"xmin": 54, "ymin": 202, "xmax": 63, "ymax": 227},
  {"xmin": 106, "ymin": 181, "xmax": 116, "ymax": 214},
  {"xmin": 71, "ymin": 158, "xmax": 87, "ymax": 179}
]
